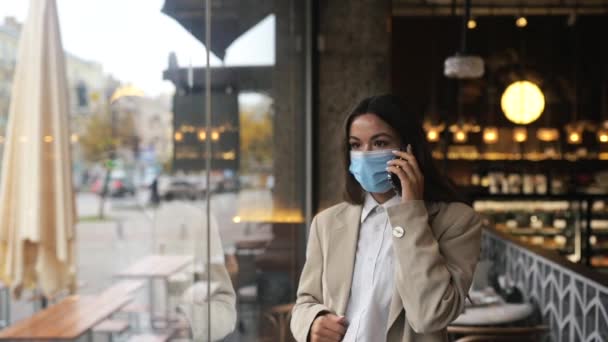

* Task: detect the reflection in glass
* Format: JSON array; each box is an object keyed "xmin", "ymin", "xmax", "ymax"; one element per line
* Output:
[{"xmin": 152, "ymin": 203, "xmax": 236, "ymax": 341}]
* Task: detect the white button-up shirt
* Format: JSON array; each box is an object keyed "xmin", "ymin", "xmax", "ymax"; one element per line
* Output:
[{"xmin": 343, "ymin": 193, "xmax": 400, "ymax": 341}]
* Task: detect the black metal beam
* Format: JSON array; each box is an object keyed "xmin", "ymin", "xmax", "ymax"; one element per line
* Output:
[{"xmin": 393, "ymin": 2, "xmax": 608, "ymax": 16}]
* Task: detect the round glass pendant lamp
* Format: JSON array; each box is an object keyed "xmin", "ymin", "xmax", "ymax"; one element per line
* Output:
[{"xmin": 501, "ymin": 81, "xmax": 545, "ymax": 125}]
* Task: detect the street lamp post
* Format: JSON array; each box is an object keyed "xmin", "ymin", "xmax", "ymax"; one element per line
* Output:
[
  {"xmin": 97, "ymin": 86, "xmax": 143, "ymax": 219},
  {"xmin": 97, "ymin": 105, "xmax": 117, "ymax": 219}
]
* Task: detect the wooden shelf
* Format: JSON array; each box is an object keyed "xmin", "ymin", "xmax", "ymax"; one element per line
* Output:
[
  {"xmin": 440, "ymin": 158, "xmax": 608, "ymax": 164},
  {"xmin": 472, "ymin": 193, "xmax": 608, "ymax": 201},
  {"xmin": 477, "ymin": 195, "xmax": 608, "ymax": 267},
  {"xmin": 508, "ymin": 229, "xmax": 569, "ymax": 237}
]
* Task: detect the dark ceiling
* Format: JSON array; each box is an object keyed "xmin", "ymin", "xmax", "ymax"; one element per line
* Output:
[{"xmin": 391, "ymin": 15, "xmax": 608, "ymax": 128}]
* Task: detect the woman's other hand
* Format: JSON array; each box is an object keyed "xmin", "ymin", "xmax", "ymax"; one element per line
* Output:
[{"xmin": 309, "ymin": 313, "xmax": 347, "ymax": 342}]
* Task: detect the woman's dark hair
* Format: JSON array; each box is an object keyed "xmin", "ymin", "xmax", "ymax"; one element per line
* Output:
[{"xmin": 342, "ymin": 94, "xmax": 464, "ymax": 204}]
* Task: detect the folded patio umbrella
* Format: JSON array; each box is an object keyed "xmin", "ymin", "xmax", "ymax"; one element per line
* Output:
[{"xmin": 0, "ymin": 0, "xmax": 77, "ymax": 299}]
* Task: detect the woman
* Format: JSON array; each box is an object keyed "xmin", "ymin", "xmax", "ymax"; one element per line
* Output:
[{"xmin": 291, "ymin": 95, "xmax": 482, "ymax": 342}]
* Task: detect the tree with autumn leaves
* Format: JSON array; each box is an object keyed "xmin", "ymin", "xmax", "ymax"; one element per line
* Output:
[
  {"xmin": 78, "ymin": 103, "xmax": 137, "ymax": 218},
  {"xmin": 239, "ymin": 109, "xmax": 273, "ymax": 173},
  {"xmin": 78, "ymin": 104, "xmax": 136, "ymax": 163}
]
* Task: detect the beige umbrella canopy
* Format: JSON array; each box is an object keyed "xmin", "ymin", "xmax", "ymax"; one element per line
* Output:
[{"xmin": 0, "ymin": 0, "xmax": 77, "ymax": 298}]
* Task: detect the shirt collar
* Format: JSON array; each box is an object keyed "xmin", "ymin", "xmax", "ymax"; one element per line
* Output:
[
  {"xmin": 361, "ymin": 193, "xmax": 378, "ymax": 223},
  {"xmin": 360, "ymin": 193, "xmax": 401, "ymax": 223}
]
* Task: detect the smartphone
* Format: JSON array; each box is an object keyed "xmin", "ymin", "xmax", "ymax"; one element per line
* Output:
[{"xmin": 389, "ymin": 146, "xmax": 407, "ymax": 195}]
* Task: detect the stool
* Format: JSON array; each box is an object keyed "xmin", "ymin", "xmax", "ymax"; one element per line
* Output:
[
  {"xmin": 264, "ymin": 303, "xmax": 295, "ymax": 342},
  {"xmin": 92, "ymin": 319, "xmax": 130, "ymax": 342}
]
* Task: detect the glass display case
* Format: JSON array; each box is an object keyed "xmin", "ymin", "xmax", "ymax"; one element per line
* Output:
[{"xmin": 474, "ymin": 194, "xmax": 608, "ymax": 271}]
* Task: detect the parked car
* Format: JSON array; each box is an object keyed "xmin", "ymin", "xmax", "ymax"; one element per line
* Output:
[
  {"xmin": 91, "ymin": 170, "xmax": 136, "ymax": 198},
  {"xmin": 159, "ymin": 178, "xmax": 201, "ymax": 201}
]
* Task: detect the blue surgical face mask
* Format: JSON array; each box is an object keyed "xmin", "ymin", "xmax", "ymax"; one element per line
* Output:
[{"xmin": 349, "ymin": 149, "xmax": 393, "ymax": 193}]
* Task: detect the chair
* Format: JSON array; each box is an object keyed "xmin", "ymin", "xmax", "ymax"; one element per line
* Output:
[
  {"xmin": 263, "ymin": 303, "xmax": 295, "ymax": 342},
  {"xmin": 100, "ymin": 280, "xmax": 146, "ymax": 332},
  {"xmin": 166, "ymin": 270, "xmax": 194, "ymax": 322},
  {"xmin": 448, "ymin": 325, "xmax": 550, "ymax": 342},
  {"xmin": 233, "ymin": 239, "xmax": 269, "ymax": 332},
  {"xmin": 92, "ymin": 318, "xmax": 130, "ymax": 342},
  {"xmin": 119, "ymin": 302, "xmax": 149, "ymax": 332}
]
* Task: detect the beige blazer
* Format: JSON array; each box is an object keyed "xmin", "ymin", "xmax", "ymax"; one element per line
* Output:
[{"xmin": 291, "ymin": 200, "xmax": 482, "ymax": 342}]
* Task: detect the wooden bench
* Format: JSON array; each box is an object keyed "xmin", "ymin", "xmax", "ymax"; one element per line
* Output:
[
  {"xmin": 0, "ymin": 295, "xmax": 133, "ymax": 340},
  {"xmin": 93, "ymin": 318, "xmax": 130, "ymax": 332},
  {"xmin": 93, "ymin": 319, "xmax": 130, "ymax": 342},
  {"xmin": 127, "ymin": 333, "xmax": 172, "ymax": 342}
]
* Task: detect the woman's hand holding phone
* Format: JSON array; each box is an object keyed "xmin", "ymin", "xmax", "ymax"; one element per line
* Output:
[{"xmin": 386, "ymin": 144, "xmax": 424, "ymax": 203}]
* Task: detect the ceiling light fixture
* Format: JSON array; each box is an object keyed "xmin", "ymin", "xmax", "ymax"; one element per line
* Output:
[
  {"xmin": 501, "ymin": 81, "xmax": 545, "ymax": 125},
  {"xmin": 444, "ymin": 0, "xmax": 484, "ymax": 79},
  {"xmin": 513, "ymin": 127, "xmax": 528, "ymax": 143},
  {"xmin": 467, "ymin": 18, "xmax": 477, "ymax": 30}
]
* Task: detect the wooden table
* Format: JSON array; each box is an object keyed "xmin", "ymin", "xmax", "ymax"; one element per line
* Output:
[
  {"xmin": 116, "ymin": 255, "xmax": 194, "ymax": 279},
  {"xmin": 0, "ymin": 294, "xmax": 132, "ymax": 340},
  {"xmin": 115, "ymin": 255, "xmax": 193, "ymax": 328},
  {"xmin": 100, "ymin": 280, "xmax": 146, "ymax": 298}
]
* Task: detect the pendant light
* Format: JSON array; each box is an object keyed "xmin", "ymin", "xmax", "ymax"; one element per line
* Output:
[
  {"xmin": 424, "ymin": 98, "xmax": 445, "ymax": 142},
  {"xmin": 566, "ymin": 19, "xmax": 583, "ymax": 145},
  {"xmin": 482, "ymin": 21, "xmax": 498, "ymax": 145},
  {"xmin": 483, "ymin": 85, "xmax": 499, "ymax": 144},
  {"xmin": 598, "ymin": 81, "xmax": 608, "ymax": 143},
  {"xmin": 502, "ymin": 13, "xmax": 544, "ymax": 126},
  {"xmin": 424, "ymin": 27, "xmax": 445, "ymax": 143},
  {"xmin": 515, "ymin": 7, "xmax": 527, "ymax": 28},
  {"xmin": 536, "ymin": 18, "xmax": 559, "ymax": 143},
  {"xmin": 451, "ymin": 85, "xmax": 468, "ymax": 143},
  {"xmin": 513, "ymin": 127, "xmax": 528, "ymax": 143},
  {"xmin": 467, "ymin": 17, "xmax": 477, "ymax": 30},
  {"xmin": 449, "ymin": 87, "xmax": 481, "ymax": 144},
  {"xmin": 444, "ymin": 0, "xmax": 484, "ymax": 79},
  {"xmin": 502, "ymin": 81, "xmax": 545, "ymax": 125},
  {"xmin": 537, "ymin": 128, "xmax": 559, "ymax": 142}
]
